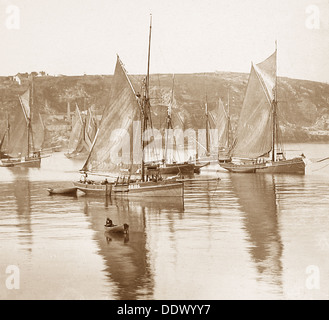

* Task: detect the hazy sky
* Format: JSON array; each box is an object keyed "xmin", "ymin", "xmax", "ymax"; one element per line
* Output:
[{"xmin": 0, "ymin": 0, "xmax": 329, "ymax": 82}]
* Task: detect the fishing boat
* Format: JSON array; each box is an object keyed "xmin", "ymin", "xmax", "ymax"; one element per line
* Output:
[
  {"xmin": 146, "ymin": 75, "xmax": 196, "ymax": 176},
  {"xmin": 190, "ymin": 91, "xmax": 231, "ymax": 170},
  {"xmin": 0, "ymin": 76, "xmax": 45, "ymax": 168},
  {"xmin": 74, "ymin": 16, "xmax": 184, "ymax": 198},
  {"xmin": 47, "ymin": 187, "xmax": 77, "ymax": 196},
  {"xmin": 65, "ymin": 105, "xmax": 98, "ymax": 160},
  {"xmin": 220, "ymin": 46, "xmax": 305, "ymax": 174},
  {"xmin": 215, "ymin": 95, "xmax": 232, "ymax": 163}
]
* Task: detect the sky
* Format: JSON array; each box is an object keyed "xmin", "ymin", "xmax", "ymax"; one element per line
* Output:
[{"xmin": 0, "ymin": 0, "xmax": 329, "ymax": 82}]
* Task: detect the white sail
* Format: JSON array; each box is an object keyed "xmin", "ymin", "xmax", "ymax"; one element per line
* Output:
[
  {"xmin": 232, "ymin": 51, "xmax": 277, "ymax": 159},
  {"xmin": 82, "ymin": 56, "xmax": 141, "ymax": 173}
]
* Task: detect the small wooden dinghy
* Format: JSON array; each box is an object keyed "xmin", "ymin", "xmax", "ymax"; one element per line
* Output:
[
  {"xmin": 104, "ymin": 223, "xmax": 129, "ymax": 234},
  {"xmin": 47, "ymin": 187, "xmax": 77, "ymax": 196}
]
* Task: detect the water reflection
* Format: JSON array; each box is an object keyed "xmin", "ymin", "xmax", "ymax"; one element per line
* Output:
[
  {"xmin": 83, "ymin": 196, "xmax": 184, "ymax": 300},
  {"xmin": 230, "ymin": 174, "xmax": 283, "ymax": 293},
  {"xmin": 11, "ymin": 167, "xmax": 33, "ymax": 252}
]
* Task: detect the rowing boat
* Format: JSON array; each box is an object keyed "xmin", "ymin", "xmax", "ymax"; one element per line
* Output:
[
  {"xmin": 47, "ymin": 187, "xmax": 78, "ymax": 196},
  {"xmin": 104, "ymin": 223, "xmax": 129, "ymax": 234}
]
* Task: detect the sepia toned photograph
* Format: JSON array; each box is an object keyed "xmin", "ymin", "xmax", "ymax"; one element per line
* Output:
[{"xmin": 0, "ymin": 0, "xmax": 329, "ymax": 303}]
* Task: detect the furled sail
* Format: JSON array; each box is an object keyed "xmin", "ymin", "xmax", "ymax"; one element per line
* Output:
[
  {"xmin": 232, "ymin": 51, "xmax": 276, "ymax": 159},
  {"xmin": 82, "ymin": 56, "xmax": 141, "ymax": 173}
]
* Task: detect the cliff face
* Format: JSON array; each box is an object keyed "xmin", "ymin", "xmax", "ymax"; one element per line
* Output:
[{"xmin": 1, "ymin": 72, "xmax": 329, "ymax": 146}]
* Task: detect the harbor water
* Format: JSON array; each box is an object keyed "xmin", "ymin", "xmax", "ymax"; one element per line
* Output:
[{"xmin": 1, "ymin": 143, "xmax": 329, "ymax": 300}]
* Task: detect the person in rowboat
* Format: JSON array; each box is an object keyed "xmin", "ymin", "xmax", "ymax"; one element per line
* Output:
[{"xmin": 105, "ymin": 218, "xmax": 113, "ymax": 227}]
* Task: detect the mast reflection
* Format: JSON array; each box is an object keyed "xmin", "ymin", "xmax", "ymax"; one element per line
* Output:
[
  {"xmin": 83, "ymin": 196, "xmax": 184, "ymax": 300},
  {"xmin": 230, "ymin": 174, "xmax": 283, "ymax": 291}
]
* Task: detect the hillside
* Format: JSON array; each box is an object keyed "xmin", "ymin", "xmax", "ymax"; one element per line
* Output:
[{"xmin": 1, "ymin": 71, "xmax": 329, "ymax": 149}]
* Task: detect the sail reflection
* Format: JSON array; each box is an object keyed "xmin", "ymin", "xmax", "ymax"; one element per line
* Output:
[
  {"xmin": 83, "ymin": 196, "xmax": 184, "ymax": 300},
  {"xmin": 10, "ymin": 168, "xmax": 33, "ymax": 251},
  {"xmin": 230, "ymin": 174, "xmax": 283, "ymax": 291}
]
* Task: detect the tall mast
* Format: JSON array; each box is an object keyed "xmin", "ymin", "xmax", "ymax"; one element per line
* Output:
[
  {"xmin": 27, "ymin": 75, "xmax": 34, "ymax": 156},
  {"xmin": 146, "ymin": 14, "xmax": 152, "ymax": 100},
  {"xmin": 227, "ymin": 89, "xmax": 230, "ymax": 148},
  {"xmin": 205, "ymin": 92, "xmax": 210, "ymax": 155},
  {"xmin": 272, "ymin": 42, "xmax": 278, "ymax": 162},
  {"xmin": 203, "ymin": 74, "xmax": 210, "ymax": 155},
  {"xmin": 165, "ymin": 74, "xmax": 174, "ymax": 162},
  {"xmin": 141, "ymin": 14, "xmax": 152, "ymax": 182}
]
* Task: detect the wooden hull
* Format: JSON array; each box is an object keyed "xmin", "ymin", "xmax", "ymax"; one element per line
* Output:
[
  {"xmin": 255, "ymin": 157, "xmax": 306, "ymax": 174},
  {"xmin": 73, "ymin": 181, "xmax": 112, "ymax": 196},
  {"xmin": 104, "ymin": 224, "xmax": 129, "ymax": 234},
  {"xmin": 157, "ymin": 163, "xmax": 195, "ymax": 175},
  {"xmin": 0, "ymin": 157, "xmax": 41, "ymax": 168},
  {"xmin": 47, "ymin": 187, "xmax": 77, "ymax": 196},
  {"xmin": 113, "ymin": 181, "xmax": 184, "ymax": 198},
  {"xmin": 220, "ymin": 157, "xmax": 305, "ymax": 174}
]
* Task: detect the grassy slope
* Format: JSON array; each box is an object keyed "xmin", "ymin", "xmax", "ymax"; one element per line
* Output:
[{"xmin": 1, "ymin": 72, "xmax": 329, "ymax": 147}]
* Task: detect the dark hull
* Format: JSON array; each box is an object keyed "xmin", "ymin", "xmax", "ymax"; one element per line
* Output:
[
  {"xmin": 47, "ymin": 187, "xmax": 77, "ymax": 196},
  {"xmin": 157, "ymin": 163, "xmax": 195, "ymax": 175},
  {"xmin": 220, "ymin": 157, "xmax": 305, "ymax": 174},
  {"xmin": 0, "ymin": 157, "xmax": 41, "ymax": 168}
]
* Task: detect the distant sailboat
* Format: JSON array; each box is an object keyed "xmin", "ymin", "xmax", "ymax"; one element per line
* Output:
[
  {"xmin": 65, "ymin": 105, "xmax": 97, "ymax": 160},
  {"xmin": 149, "ymin": 75, "xmax": 195, "ymax": 175},
  {"xmin": 213, "ymin": 95, "xmax": 231, "ymax": 163},
  {"xmin": 0, "ymin": 77, "xmax": 45, "ymax": 168},
  {"xmin": 74, "ymin": 16, "xmax": 184, "ymax": 198},
  {"xmin": 191, "ymin": 93, "xmax": 231, "ymax": 169},
  {"xmin": 220, "ymin": 47, "xmax": 306, "ymax": 174}
]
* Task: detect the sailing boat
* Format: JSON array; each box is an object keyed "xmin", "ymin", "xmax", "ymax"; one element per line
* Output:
[
  {"xmin": 0, "ymin": 113, "xmax": 10, "ymax": 159},
  {"xmin": 190, "ymin": 94, "xmax": 231, "ymax": 170},
  {"xmin": 216, "ymin": 94, "xmax": 232, "ymax": 163},
  {"xmin": 65, "ymin": 105, "xmax": 97, "ymax": 160},
  {"xmin": 73, "ymin": 17, "xmax": 184, "ymax": 198},
  {"xmin": 0, "ymin": 77, "xmax": 44, "ymax": 168},
  {"xmin": 220, "ymin": 47, "xmax": 305, "ymax": 174},
  {"xmin": 148, "ymin": 75, "xmax": 195, "ymax": 175}
]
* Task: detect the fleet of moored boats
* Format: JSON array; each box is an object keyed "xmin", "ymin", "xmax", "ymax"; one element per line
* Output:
[{"xmin": 1, "ymin": 17, "xmax": 309, "ymax": 207}]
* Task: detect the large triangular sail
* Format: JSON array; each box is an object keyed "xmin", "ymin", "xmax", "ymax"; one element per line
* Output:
[
  {"xmin": 67, "ymin": 105, "xmax": 85, "ymax": 153},
  {"xmin": 19, "ymin": 89, "xmax": 31, "ymax": 121},
  {"xmin": 6, "ymin": 89, "xmax": 33, "ymax": 157},
  {"xmin": 84, "ymin": 107, "xmax": 98, "ymax": 149},
  {"xmin": 231, "ymin": 51, "xmax": 277, "ymax": 159},
  {"xmin": 32, "ymin": 113, "xmax": 45, "ymax": 151},
  {"xmin": 209, "ymin": 98, "xmax": 230, "ymax": 149},
  {"xmin": 82, "ymin": 56, "xmax": 141, "ymax": 173}
]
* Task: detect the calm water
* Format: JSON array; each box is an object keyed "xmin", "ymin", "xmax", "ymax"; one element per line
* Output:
[{"xmin": 1, "ymin": 143, "xmax": 329, "ymax": 300}]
